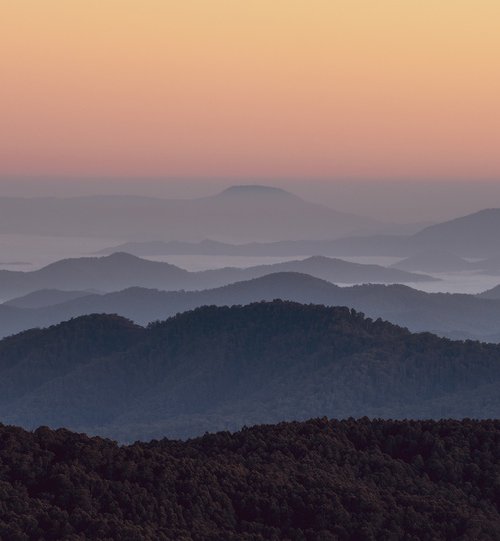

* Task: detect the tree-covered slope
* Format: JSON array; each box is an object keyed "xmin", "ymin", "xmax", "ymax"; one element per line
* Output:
[
  {"xmin": 2, "ymin": 272, "xmax": 500, "ymax": 342},
  {"xmin": 1, "ymin": 418, "xmax": 500, "ymax": 540},
  {"xmin": 2, "ymin": 301, "xmax": 500, "ymax": 441}
]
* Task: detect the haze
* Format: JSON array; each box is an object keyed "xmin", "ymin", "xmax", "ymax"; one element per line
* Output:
[
  {"xmin": 2, "ymin": 178, "xmax": 500, "ymax": 223},
  {"xmin": 4, "ymin": 5, "xmax": 500, "ymax": 535}
]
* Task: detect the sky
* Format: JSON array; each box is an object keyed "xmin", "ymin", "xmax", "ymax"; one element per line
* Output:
[{"xmin": 1, "ymin": 0, "xmax": 500, "ymax": 181}]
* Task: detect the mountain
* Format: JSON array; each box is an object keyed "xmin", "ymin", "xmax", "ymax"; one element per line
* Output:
[
  {"xmin": 391, "ymin": 249, "xmax": 474, "ymax": 273},
  {"xmin": 478, "ymin": 284, "xmax": 500, "ymax": 300},
  {"xmin": 3, "ymin": 302, "xmax": 500, "ymax": 441},
  {"xmin": 200, "ymin": 255, "xmax": 436, "ymax": 285},
  {"xmin": 0, "ymin": 252, "xmax": 190, "ymax": 298},
  {"xmin": 4, "ymin": 288, "xmax": 94, "ymax": 309},
  {"xmin": 98, "ymin": 235, "xmax": 410, "ymax": 257},
  {"xmin": 0, "ymin": 252, "xmax": 435, "ymax": 298},
  {"xmin": 0, "ymin": 186, "xmax": 384, "ymax": 243},
  {"xmin": 98, "ymin": 207, "xmax": 500, "ymax": 259},
  {"xmin": 1, "ymin": 419, "xmax": 500, "ymax": 540},
  {"xmin": 1, "ymin": 271, "xmax": 500, "ymax": 341},
  {"xmin": 338, "ymin": 209, "xmax": 500, "ymax": 258},
  {"xmin": 410, "ymin": 208, "xmax": 500, "ymax": 257}
]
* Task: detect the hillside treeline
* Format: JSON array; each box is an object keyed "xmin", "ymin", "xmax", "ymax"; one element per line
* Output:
[
  {"xmin": 2, "ymin": 301, "xmax": 500, "ymax": 440},
  {"xmin": 1, "ymin": 418, "xmax": 500, "ymax": 540}
]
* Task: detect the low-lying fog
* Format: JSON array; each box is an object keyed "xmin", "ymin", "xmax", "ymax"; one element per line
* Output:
[
  {"xmin": 1, "ymin": 233, "xmax": 498, "ymax": 296},
  {"xmin": 149, "ymin": 255, "xmax": 500, "ymax": 295}
]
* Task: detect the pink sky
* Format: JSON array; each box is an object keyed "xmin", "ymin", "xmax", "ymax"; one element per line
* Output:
[{"xmin": 1, "ymin": 1, "xmax": 499, "ymax": 179}]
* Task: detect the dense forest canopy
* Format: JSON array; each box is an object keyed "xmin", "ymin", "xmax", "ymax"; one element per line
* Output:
[
  {"xmin": 1, "ymin": 301, "xmax": 500, "ymax": 441},
  {"xmin": 1, "ymin": 418, "xmax": 500, "ymax": 540}
]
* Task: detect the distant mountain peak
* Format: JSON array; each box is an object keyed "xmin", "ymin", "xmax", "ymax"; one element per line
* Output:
[
  {"xmin": 410, "ymin": 207, "xmax": 500, "ymax": 257},
  {"xmin": 416, "ymin": 207, "xmax": 500, "ymax": 235},
  {"xmin": 106, "ymin": 251, "xmax": 142, "ymax": 261},
  {"xmin": 218, "ymin": 185, "xmax": 294, "ymax": 197},
  {"xmin": 303, "ymin": 255, "xmax": 334, "ymax": 263},
  {"xmin": 472, "ymin": 208, "xmax": 500, "ymax": 216}
]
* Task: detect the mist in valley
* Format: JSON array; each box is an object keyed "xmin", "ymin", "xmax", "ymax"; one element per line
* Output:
[{"xmin": 1, "ymin": 179, "xmax": 499, "ymax": 296}]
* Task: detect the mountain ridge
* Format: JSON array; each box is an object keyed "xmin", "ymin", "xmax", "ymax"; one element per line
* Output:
[
  {"xmin": 1, "ymin": 271, "xmax": 500, "ymax": 341},
  {"xmin": 2, "ymin": 301, "xmax": 500, "ymax": 441},
  {"xmin": 0, "ymin": 186, "xmax": 385, "ymax": 242},
  {"xmin": 2, "ymin": 418, "xmax": 500, "ymax": 539},
  {"xmin": 0, "ymin": 252, "xmax": 435, "ymax": 298},
  {"xmin": 97, "ymin": 206, "xmax": 500, "ymax": 258}
]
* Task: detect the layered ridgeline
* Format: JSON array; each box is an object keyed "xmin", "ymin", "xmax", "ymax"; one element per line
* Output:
[
  {"xmin": 0, "ymin": 186, "xmax": 384, "ymax": 243},
  {"xmin": 100, "ymin": 208, "xmax": 500, "ymax": 260},
  {"xmin": 2, "ymin": 418, "xmax": 500, "ymax": 540},
  {"xmin": 1, "ymin": 272, "xmax": 500, "ymax": 341},
  {"xmin": 0, "ymin": 252, "xmax": 434, "ymax": 298},
  {"xmin": 2, "ymin": 301, "xmax": 500, "ymax": 441},
  {"xmin": 392, "ymin": 251, "xmax": 500, "ymax": 275}
]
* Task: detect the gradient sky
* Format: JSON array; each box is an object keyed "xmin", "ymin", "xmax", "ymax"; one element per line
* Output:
[{"xmin": 1, "ymin": 1, "xmax": 499, "ymax": 179}]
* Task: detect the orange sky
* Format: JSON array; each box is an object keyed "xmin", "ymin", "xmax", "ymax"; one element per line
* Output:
[{"xmin": 1, "ymin": 1, "xmax": 499, "ymax": 179}]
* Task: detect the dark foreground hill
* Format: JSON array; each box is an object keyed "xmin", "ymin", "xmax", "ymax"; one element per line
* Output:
[
  {"xmin": 3, "ymin": 302, "xmax": 500, "ymax": 441},
  {"xmin": 1, "ymin": 418, "xmax": 500, "ymax": 540},
  {"xmin": 2, "ymin": 272, "xmax": 500, "ymax": 341}
]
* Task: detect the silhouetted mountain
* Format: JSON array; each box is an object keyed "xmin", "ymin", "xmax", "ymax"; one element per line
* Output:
[
  {"xmin": 2, "ymin": 418, "xmax": 500, "ymax": 540},
  {"xmin": 0, "ymin": 186, "xmax": 384, "ymax": 243},
  {"xmin": 4, "ymin": 288, "xmax": 93, "ymax": 309},
  {"xmin": 0, "ymin": 314, "xmax": 143, "ymax": 410},
  {"xmin": 201, "ymin": 255, "xmax": 436, "ymax": 285},
  {"xmin": 384, "ymin": 208, "xmax": 500, "ymax": 258},
  {"xmin": 0, "ymin": 252, "xmax": 189, "ymax": 297},
  {"xmin": 410, "ymin": 208, "xmax": 500, "ymax": 257},
  {"xmin": 98, "ymin": 207, "xmax": 500, "ymax": 258},
  {"xmin": 98, "ymin": 235, "xmax": 410, "ymax": 257},
  {"xmin": 341, "ymin": 209, "xmax": 500, "ymax": 257},
  {"xmin": 0, "ymin": 252, "xmax": 435, "ymax": 298},
  {"xmin": 478, "ymin": 284, "xmax": 500, "ymax": 300},
  {"xmin": 218, "ymin": 184, "xmax": 293, "ymax": 197},
  {"xmin": 1, "ymin": 272, "xmax": 500, "ymax": 341},
  {"xmin": 3, "ymin": 302, "xmax": 500, "ymax": 441},
  {"xmin": 391, "ymin": 249, "xmax": 474, "ymax": 273}
]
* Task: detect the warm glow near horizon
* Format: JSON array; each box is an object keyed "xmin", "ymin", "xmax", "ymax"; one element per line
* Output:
[{"xmin": 1, "ymin": 1, "xmax": 499, "ymax": 179}]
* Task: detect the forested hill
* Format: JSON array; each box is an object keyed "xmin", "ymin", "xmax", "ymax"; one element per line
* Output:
[
  {"xmin": 1, "ymin": 418, "xmax": 500, "ymax": 540},
  {"xmin": 2, "ymin": 272, "xmax": 500, "ymax": 342},
  {"xmin": 3, "ymin": 301, "xmax": 500, "ymax": 441}
]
